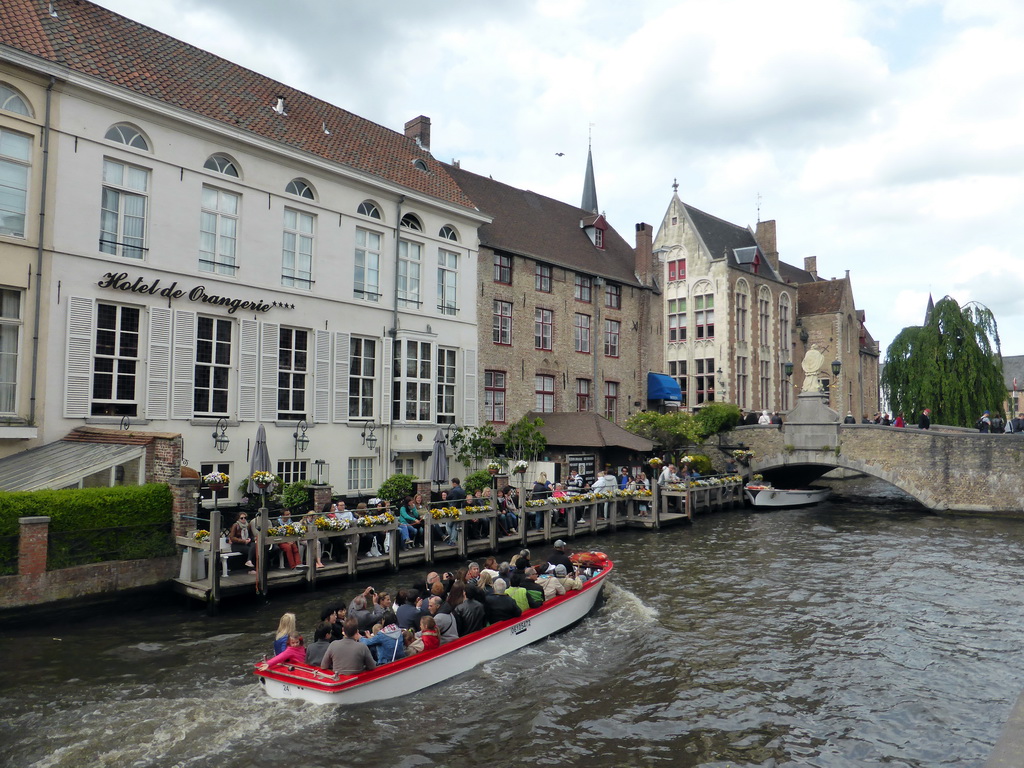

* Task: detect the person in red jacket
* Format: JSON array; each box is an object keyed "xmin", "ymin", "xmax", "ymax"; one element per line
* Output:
[
  {"xmin": 419, "ymin": 615, "xmax": 440, "ymax": 651},
  {"xmin": 258, "ymin": 633, "xmax": 306, "ymax": 669}
]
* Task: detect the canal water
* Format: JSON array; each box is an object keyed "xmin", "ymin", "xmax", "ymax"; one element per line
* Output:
[{"xmin": 2, "ymin": 476, "xmax": 1023, "ymax": 768}]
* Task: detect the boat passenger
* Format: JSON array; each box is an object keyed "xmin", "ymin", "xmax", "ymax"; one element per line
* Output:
[
  {"xmin": 512, "ymin": 549, "xmax": 531, "ymax": 572},
  {"xmin": 521, "ymin": 567, "xmax": 546, "ymax": 609},
  {"xmin": 305, "ymin": 622, "xmax": 334, "ymax": 667},
  {"xmin": 454, "ymin": 584, "xmax": 487, "ymax": 636},
  {"xmin": 427, "ymin": 596, "xmax": 459, "ymax": 644},
  {"xmin": 258, "ymin": 633, "xmax": 305, "ymax": 670},
  {"xmin": 419, "ymin": 615, "xmax": 440, "ymax": 652},
  {"xmin": 536, "ymin": 562, "xmax": 566, "ymax": 601},
  {"xmin": 466, "ymin": 562, "xmax": 481, "ymax": 585},
  {"xmin": 553, "ymin": 563, "xmax": 582, "ymax": 592},
  {"xmin": 320, "ymin": 618, "xmax": 376, "ymax": 676},
  {"xmin": 395, "ymin": 589, "xmax": 422, "ymax": 630},
  {"xmin": 402, "ymin": 629, "xmax": 423, "ymax": 656},
  {"xmin": 360, "ymin": 610, "xmax": 404, "ymax": 665},
  {"xmin": 497, "ymin": 561, "xmax": 512, "ymax": 585},
  {"xmin": 548, "ymin": 541, "xmax": 573, "ymax": 574},
  {"xmin": 273, "ymin": 613, "xmax": 296, "ymax": 654},
  {"xmin": 484, "ymin": 578, "xmax": 522, "ymax": 624},
  {"xmin": 481, "ymin": 557, "xmax": 500, "ymax": 580},
  {"xmin": 350, "ymin": 591, "xmax": 383, "ymax": 632},
  {"xmin": 478, "ymin": 571, "xmax": 494, "ymax": 595}
]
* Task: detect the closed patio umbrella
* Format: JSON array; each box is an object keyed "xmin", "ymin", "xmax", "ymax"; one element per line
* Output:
[
  {"xmin": 247, "ymin": 424, "xmax": 273, "ymax": 497},
  {"xmin": 429, "ymin": 428, "xmax": 449, "ymax": 490}
]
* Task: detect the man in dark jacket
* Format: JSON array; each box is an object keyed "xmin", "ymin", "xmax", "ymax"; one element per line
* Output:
[
  {"xmin": 448, "ymin": 478, "xmax": 467, "ymax": 508},
  {"xmin": 484, "ymin": 579, "xmax": 523, "ymax": 624},
  {"xmin": 520, "ymin": 567, "xmax": 546, "ymax": 609},
  {"xmin": 454, "ymin": 585, "xmax": 486, "ymax": 635},
  {"xmin": 548, "ymin": 540, "xmax": 574, "ymax": 573},
  {"xmin": 918, "ymin": 408, "xmax": 931, "ymax": 430},
  {"xmin": 305, "ymin": 621, "xmax": 334, "ymax": 667}
]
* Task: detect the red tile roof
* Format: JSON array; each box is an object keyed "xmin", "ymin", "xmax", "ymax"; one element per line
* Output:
[{"xmin": 1, "ymin": 0, "xmax": 477, "ymax": 210}]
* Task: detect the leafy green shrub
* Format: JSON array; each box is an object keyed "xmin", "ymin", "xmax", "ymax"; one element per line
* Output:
[
  {"xmin": 377, "ymin": 474, "xmax": 415, "ymax": 505},
  {"xmin": 688, "ymin": 454, "xmax": 714, "ymax": 475},
  {"xmin": 279, "ymin": 480, "xmax": 313, "ymax": 512},
  {"xmin": 463, "ymin": 470, "xmax": 493, "ymax": 496}
]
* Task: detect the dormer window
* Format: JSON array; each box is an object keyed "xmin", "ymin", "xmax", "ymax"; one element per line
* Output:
[{"xmin": 594, "ymin": 228, "xmax": 604, "ymax": 248}]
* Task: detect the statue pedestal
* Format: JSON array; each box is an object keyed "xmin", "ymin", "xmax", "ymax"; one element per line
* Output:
[{"xmin": 783, "ymin": 392, "xmax": 840, "ymax": 450}]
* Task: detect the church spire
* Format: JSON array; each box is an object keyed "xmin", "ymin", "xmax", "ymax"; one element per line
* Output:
[
  {"xmin": 924, "ymin": 293, "xmax": 934, "ymax": 325},
  {"xmin": 581, "ymin": 134, "xmax": 598, "ymax": 214}
]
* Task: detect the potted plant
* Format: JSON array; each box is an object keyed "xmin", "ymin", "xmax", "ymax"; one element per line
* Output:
[{"xmin": 203, "ymin": 471, "xmax": 229, "ymax": 491}]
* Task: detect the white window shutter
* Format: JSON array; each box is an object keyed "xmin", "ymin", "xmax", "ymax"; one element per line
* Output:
[
  {"xmin": 146, "ymin": 306, "xmax": 172, "ymax": 420},
  {"xmin": 463, "ymin": 347, "xmax": 478, "ymax": 427},
  {"xmin": 333, "ymin": 332, "xmax": 350, "ymax": 423},
  {"xmin": 238, "ymin": 318, "xmax": 259, "ymax": 421},
  {"xmin": 171, "ymin": 310, "xmax": 196, "ymax": 419},
  {"xmin": 381, "ymin": 336, "xmax": 393, "ymax": 425},
  {"xmin": 260, "ymin": 322, "xmax": 280, "ymax": 421},
  {"xmin": 64, "ymin": 296, "xmax": 94, "ymax": 418},
  {"xmin": 314, "ymin": 329, "xmax": 330, "ymax": 423}
]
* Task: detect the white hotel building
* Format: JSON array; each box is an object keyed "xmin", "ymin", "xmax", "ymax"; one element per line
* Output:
[{"xmin": 0, "ymin": 0, "xmax": 487, "ymax": 495}]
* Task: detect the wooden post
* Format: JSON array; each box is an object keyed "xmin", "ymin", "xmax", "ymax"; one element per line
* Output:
[
  {"xmin": 256, "ymin": 506, "xmax": 269, "ymax": 596},
  {"xmin": 207, "ymin": 509, "xmax": 222, "ymax": 614}
]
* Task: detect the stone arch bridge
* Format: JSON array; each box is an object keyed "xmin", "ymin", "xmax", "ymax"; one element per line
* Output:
[{"xmin": 723, "ymin": 396, "xmax": 1024, "ymax": 515}]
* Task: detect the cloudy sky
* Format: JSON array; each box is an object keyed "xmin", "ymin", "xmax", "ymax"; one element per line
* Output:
[{"xmin": 96, "ymin": 0, "xmax": 1024, "ymax": 357}]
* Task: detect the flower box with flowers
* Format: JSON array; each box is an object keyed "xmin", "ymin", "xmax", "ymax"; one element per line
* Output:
[
  {"xmin": 203, "ymin": 471, "xmax": 229, "ymax": 489},
  {"xmin": 267, "ymin": 523, "xmax": 302, "ymax": 540},
  {"xmin": 647, "ymin": 457, "xmax": 664, "ymax": 469},
  {"xmin": 177, "ymin": 530, "xmax": 214, "ymax": 548},
  {"xmin": 430, "ymin": 506, "xmax": 463, "ymax": 520},
  {"xmin": 356, "ymin": 512, "xmax": 396, "ymax": 529},
  {"xmin": 620, "ymin": 489, "xmax": 653, "ymax": 499},
  {"xmin": 511, "ymin": 460, "xmax": 529, "ymax": 475},
  {"xmin": 315, "ymin": 516, "xmax": 351, "ymax": 532},
  {"xmin": 250, "ymin": 470, "xmax": 276, "ymax": 489}
]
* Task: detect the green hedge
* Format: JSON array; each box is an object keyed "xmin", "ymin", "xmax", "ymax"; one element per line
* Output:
[{"xmin": 0, "ymin": 483, "xmax": 173, "ymax": 535}]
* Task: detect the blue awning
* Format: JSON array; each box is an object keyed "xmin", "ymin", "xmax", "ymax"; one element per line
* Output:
[{"xmin": 647, "ymin": 372, "xmax": 682, "ymax": 402}]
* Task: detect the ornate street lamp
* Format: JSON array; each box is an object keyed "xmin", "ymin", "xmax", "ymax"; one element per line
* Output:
[
  {"xmin": 831, "ymin": 359, "xmax": 842, "ymax": 378},
  {"xmin": 293, "ymin": 419, "xmax": 310, "ymax": 457},
  {"xmin": 360, "ymin": 420, "xmax": 378, "ymax": 451},
  {"xmin": 784, "ymin": 361, "xmax": 794, "ymax": 378},
  {"xmin": 212, "ymin": 418, "xmax": 230, "ymax": 454}
]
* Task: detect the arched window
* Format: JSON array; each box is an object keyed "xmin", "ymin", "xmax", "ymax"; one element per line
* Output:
[
  {"xmin": 204, "ymin": 153, "xmax": 240, "ymax": 177},
  {"xmin": 0, "ymin": 84, "xmax": 32, "ymax": 117},
  {"xmin": 758, "ymin": 286, "xmax": 772, "ymax": 347},
  {"xmin": 439, "ymin": 225, "xmax": 458, "ymax": 242},
  {"xmin": 285, "ymin": 178, "xmax": 314, "ymax": 199},
  {"xmin": 779, "ymin": 293, "xmax": 792, "ymax": 354},
  {"xmin": 357, "ymin": 200, "xmax": 381, "ymax": 219},
  {"xmin": 104, "ymin": 123, "xmax": 149, "ymax": 151},
  {"xmin": 734, "ymin": 279, "xmax": 749, "ymax": 343},
  {"xmin": 400, "ymin": 213, "xmax": 422, "ymax": 231},
  {"xmin": 412, "ymin": 158, "xmax": 428, "ymax": 171}
]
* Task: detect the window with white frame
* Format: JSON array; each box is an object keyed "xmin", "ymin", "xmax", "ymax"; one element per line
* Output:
[
  {"xmin": 357, "ymin": 200, "xmax": 381, "ymax": 219},
  {"xmin": 0, "ymin": 84, "xmax": 32, "ymax": 116},
  {"xmin": 194, "ymin": 316, "xmax": 231, "ymax": 416},
  {"xmin": 394, "ymin": 457, "xmax": 415, "ymax": 476},
  {"xmin": 736, "ymin": 355, "xmax": 748, "ymax": 409},
  {"xmin": 668, "ymin": 360, "xmax": 687, "ymax": 407},
  {"xmin": 392, "ymin": 339, "xmax": 432, "ymax": 422},
  {"xmin": 281, "ymin": 208, "xmax": 314, "ymax": 289},
  {"xmin": 0, "ymin": 128, "xmax": 30, "ymax": 238},
  {"xmin": 493, "ymin": 300, "xmax": 512, "ymax": 345},
  {"xmin": 439, "ymin": 225, "xmax": 458, "ymax": 241},
  {"xmin": 348, "ymin": 457, "xmax": 374, "ymax": 491},
  {"xmin": 104, "ymin": 123, "xmax": 149, "ymax": 151},
  {"xmin": 286, "ymin": 179, "xmax": 314, "ymax": 199},
  {"xmin": 397, "ymin": 240, "xmax": 422, "ymax": 307},
  {"xmin": 695, "ymin": 292, "xmax": 715, "ymax": 339},
  {"xmin": 604, "ymin": 381, "xmax": 619, "ymax": 422},
  {"xmin": 400, "ymin": 212, "xmax": 422, "ymax": 231},
  {"xmin": 91, "ymin": 302, "xmax": 140, "ymax": 416},
  {"xmin": 437, "ymin": 250, "xmax": 458, "ymax": 315},
  {"xmin": 576, "ymin": 378, "xmax": 592, "ymax": 412},
  {"xmin": 199, "ymin": 461, "xmax": 230, "ymax": 503},
  {"xmin": 436, "ymin": 347, "xmax": 456, "ymax": 424},
  {"xmin": 759, "ymin": 289, "xmax": 771, "ymax": 347},
  {"xmin": 0, "ymin": 288, "xmax": 20, "ymax": 413},
  {"xmin": 100, "ymin": 158, "xmax": 148, "ymax": 258},
  {"xmin": 349, "ymin": 337, "xmax": 376, "ymax": 419},
  {"xmin": 354, "ymin": 228, "xmax": 381, "ymax": 301},
  {"xmin": 668, "ymin": 298, "xmax": 686, "ymax": 342},
  {"xmin": 604, "ymin": 319, "xmax": 620, "ymax": 357},
  {"xmin": 277, "ymin": 328, "xmax": 307, "ymax": 420},
  {"xmin": 494, "ymin": 253, "xmax": 511, "ymax": 284},
  {"xmin": 574, "ymin": 274, "xmax": 592, "ymax": 302},
  {"xmin": 535, "ymin": 263, "xmax": 551, "ymax": 292},
  {"xmin": 535, "ymin": 374, "xmax": 555, "ymax": 412},
  {"xmin": 485, "ymin": 370, "xmax": 506, "ymax": 423},
  {"xmin": 277, "ymin": 459, "xmax": 308, "ymax": 485},
  {"xmin": 199, "ymin": 186, "xmax": 239, "ymax": 274},
  {"xmin": 760, "ymin": 359, "xmax": 771, "ymax": 410},
  {"xmin": 204, "ymin": 154, "xmax": 239, "ymax": 177},
  {"xmin": 574, "ymin": 313, "xmax": 591, "ymax": 353},
  {"xmin": 535, "ymin": 307, "xmax": 553, "ymax": 350}
]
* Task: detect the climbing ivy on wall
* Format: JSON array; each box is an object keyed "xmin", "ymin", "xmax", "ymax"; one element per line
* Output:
[{"xmin": 881, "ymin": 296, "xmax": 1005, "ymax": 427}]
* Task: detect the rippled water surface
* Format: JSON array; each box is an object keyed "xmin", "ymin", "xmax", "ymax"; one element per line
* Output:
[{"xmin": 2, "ymin": 477, "xmax": 1024, "ymax": 767}]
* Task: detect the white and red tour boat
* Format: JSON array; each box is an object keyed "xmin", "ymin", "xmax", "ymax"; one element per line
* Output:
[
  {"xmin": 744, "ymin": 483, "xmax": 831, "ymax": 509},
  {"xmin": 254, "ymin": 558, "xmax": 613, "ymax": 705}
]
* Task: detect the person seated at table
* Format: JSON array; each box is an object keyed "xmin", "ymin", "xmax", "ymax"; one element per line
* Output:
[
  {"xmin": 360, "ymin": 610, "xmax": 404, "ymax": 665},
  {"xmin": 304, "ymin": 622, "xmax": 334, "ymax": 667},
  {"xmin": 257, "ymin": 632, "xmax": 305, "ymax": 670},
  {"xmin": 320, "ymin": 618, "xmax": 376, "ymax": 675},
  {"xmin": 229, "ymin": 512, "xmax": 255, "ymax": 571},
  {"xmin": 484, "ymin": 578, "xmax": 522, "ymax": 624}
]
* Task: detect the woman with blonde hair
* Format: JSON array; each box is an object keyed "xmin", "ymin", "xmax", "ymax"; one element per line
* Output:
[{"xmin": 273, "ymin": 612, "xmax": 296, "ymax": 654}]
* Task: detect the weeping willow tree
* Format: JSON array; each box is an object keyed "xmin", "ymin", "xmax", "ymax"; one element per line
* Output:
[{"xmin": 881, "ymin": 296, "xmax": 1005, "ymax": 427}]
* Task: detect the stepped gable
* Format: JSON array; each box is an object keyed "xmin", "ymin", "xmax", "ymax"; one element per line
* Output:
[
  {"xmin": 0, "ymin": 0, "xmax": 476, "ymax": 210},
  {"xmin": 446, "ymin": 164, "xmax": 642, "ymax": 287}
]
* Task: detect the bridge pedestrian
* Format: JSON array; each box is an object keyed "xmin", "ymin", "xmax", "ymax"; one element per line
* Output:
[
  {"xmin": 978, "ymin": 411, "xmax": 992, "ymax": 433},
  {"xmin": 918, "ymin": 409, "xmax": 931, "ymax": 429}
]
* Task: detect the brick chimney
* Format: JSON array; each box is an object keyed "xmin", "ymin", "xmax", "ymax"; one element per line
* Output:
[
  {"xmin": 755, "ymin": 219, "xmax": 780, "ymax": 272},
  {"xmin": 404, "ymin": 115, "xmax": 431, "ymax": 151},
  {"xmin": 804, "ymin": 256, "xmax": 818, "ymax": 279},
  {"xmin": 635, "ymin": 222, "xmax": 653, "ymax": 285}
]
